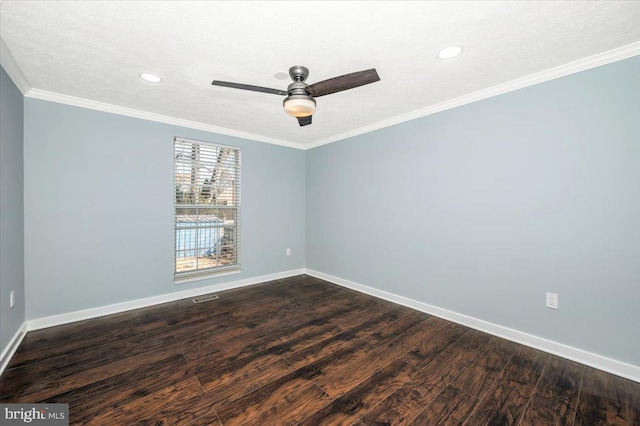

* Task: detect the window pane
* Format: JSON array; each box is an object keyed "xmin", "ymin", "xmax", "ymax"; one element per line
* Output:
[{"xmin": 174, "ymin": 137, "xmax": 240, "ymax": 278}]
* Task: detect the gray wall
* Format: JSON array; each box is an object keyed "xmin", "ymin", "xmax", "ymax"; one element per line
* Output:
[
  {"xmin": 306, "ymin": 56, "xmax": 640, "ymax": 365},
  {"xmin": 23, "ymin": 99, "xmax": 305, "ymax": 319},
  {"xmin": 6, "ymin": 55, "xmax": 640, "ymax": 368},
  {"xmin": 0, "ymin": 66, "xmax": 25, "ymax": 353}
]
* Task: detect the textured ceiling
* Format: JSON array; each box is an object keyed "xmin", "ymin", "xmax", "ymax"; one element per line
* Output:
[{"xmin": 1, "ymin": 1, "xmax": 640, "ymax": 148}]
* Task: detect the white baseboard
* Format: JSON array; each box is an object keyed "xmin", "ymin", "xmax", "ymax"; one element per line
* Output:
[
  {"xmin": 304, "ymin": 268, "xmax": 640, "ymax": 383},
  {"xmin": 10, "ymin": 267, "xmax": 639, "ymax": 383},
  {"xmin": 0, "ymin": 322, "xmax": 27, "ymax": 376},
  {"xmin": 27, "ymin": 268, "xmax": 305, "ymax": 331}
]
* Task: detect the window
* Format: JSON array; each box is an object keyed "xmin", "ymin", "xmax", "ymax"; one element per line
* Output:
[{"xmin": 174, "ymin": 137, "xmax": 240, "ymax": 280}]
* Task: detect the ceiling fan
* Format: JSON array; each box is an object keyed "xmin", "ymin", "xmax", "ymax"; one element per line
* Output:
[{"xmin": 211, "ymin": 66, "xmax": 380, "ymax": 126}]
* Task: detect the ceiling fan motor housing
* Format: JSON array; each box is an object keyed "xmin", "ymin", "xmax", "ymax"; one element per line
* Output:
[{"xmin": 284, "ymin": 66, "xmax": 316, "ymax": 117}]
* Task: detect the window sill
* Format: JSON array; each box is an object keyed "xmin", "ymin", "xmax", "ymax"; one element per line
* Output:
[{"xmin": 174, "ymin": 268, "xmax": 241, "ymax": 285}]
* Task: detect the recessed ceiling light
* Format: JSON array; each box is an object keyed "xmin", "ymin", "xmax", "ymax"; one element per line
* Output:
[
  {"xmin": 139, "ymin": 72, "xmax": 163, "ymax": 83},
  {"xmin": 437, "ymin": 45, "xmax": 463, "ymax": 60}
]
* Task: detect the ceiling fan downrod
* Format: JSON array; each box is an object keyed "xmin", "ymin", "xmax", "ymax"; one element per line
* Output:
[{"xmin": 288, "ymin": 65, "xmax": 309, "ymax": 82}]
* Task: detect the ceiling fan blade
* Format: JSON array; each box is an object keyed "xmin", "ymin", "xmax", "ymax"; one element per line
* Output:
[
  {"xmin": 211, "ymin": 80, "xmax": 288, "ymax": 96},
  {"xmin": 297, "ymin": 116, "xmax": 312, "ymax": 126},
  {"xmin": 306, "ymin": 69, "xmax": 380, "ymax": 97}
]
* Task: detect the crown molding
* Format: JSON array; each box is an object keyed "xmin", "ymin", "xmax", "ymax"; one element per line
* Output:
[
  {"xmin": 3, "ymin": 35, "xmax": 638, "ymax": 151},
  {"xmin": 304, "ymin": 41, "xmax": 640, "ymax": 150},
  {"xmin": 25, "ymin": 88, "xmax": 306, "ymax": 150},
  {"xmin": 0, "ymin": 37, "xmax": 32, "ymax": 95}
]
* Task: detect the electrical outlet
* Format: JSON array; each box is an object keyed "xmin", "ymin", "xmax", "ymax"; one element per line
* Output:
[
  {"xmin": 286, "ymin": 248, "xmax": 291, "ymax": 256},
  {"xmin": 546, "ymin": 292, "xmax": 558, "ymax": 310},
  {"xmin": 10, "ymin": 290, "xmax": 15, "ymax": 308}
]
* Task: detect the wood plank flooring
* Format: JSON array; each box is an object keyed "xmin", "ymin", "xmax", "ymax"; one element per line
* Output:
[{"xmin": 1, "ymin": 274, "xmax": 638, "ymax": 425}]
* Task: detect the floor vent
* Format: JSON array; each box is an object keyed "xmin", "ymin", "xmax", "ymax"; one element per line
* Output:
[{"xmin": 192, "ymin": 295, "xmax": 219, "ymax": 304}]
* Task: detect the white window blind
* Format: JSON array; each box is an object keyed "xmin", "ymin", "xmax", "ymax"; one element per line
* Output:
[{"xmin": 174, "ymin": 137, "xmax": 240, "ymax": 279}]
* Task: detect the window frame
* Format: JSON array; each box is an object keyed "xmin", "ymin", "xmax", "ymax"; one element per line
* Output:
[{"xmin": 173, "ymin": 137, "xmax": 241, "ymax": 283}]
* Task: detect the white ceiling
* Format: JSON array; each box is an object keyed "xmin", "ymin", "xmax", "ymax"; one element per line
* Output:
[{"xmin": 1, "ymin": 1, "xmax": 639, "ymax": 149}]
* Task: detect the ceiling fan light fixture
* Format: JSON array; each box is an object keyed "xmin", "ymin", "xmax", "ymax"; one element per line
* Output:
[
  {"xmin": 283, "ymin": 95, "xmax": 316, "ymax": 117},
  {"xmin": 437, "ymin": 45, "xmax": 464, "ymax": 60}
]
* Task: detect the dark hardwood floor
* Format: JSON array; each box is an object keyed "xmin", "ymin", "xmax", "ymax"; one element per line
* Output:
[{"xmin": 1, "ymin": 275, "xmax": 638, "ymax": 425}]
